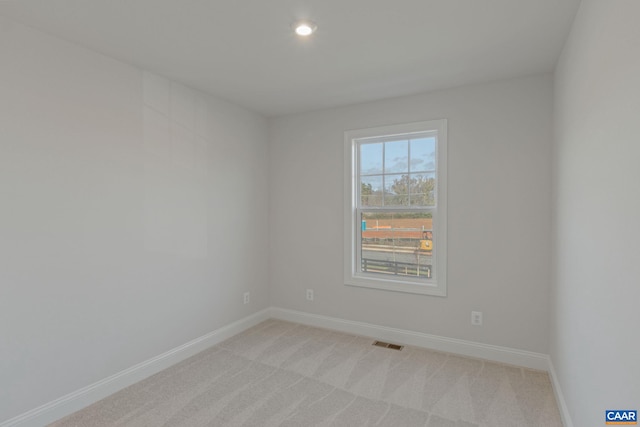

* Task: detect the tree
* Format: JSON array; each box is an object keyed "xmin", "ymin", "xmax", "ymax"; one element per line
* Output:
[
  {"xmin": 361, "ymin": 181, "xmax": 384, "ymax": 206},
  {"xmin": 390, "ymin": 175, "xmax": 435, "ymax": 206},
  {"xmin": 361, "ymin": 182, "xmax": 372, "ymax": 196}
]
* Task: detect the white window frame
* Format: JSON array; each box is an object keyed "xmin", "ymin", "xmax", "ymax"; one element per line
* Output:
[{"xmin": 344, "ymin": 119, "xmax": 447, "ymax": 296}]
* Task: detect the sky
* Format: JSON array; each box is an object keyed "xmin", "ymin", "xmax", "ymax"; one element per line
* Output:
[{"xmin": 360, "ymin": 136, "xmax": 436, "ymax": 192}]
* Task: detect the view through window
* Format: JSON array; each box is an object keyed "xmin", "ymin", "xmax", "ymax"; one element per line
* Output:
[{"xmin": 359, "ymin": 135, "xmax": 436, "ymax": 280}]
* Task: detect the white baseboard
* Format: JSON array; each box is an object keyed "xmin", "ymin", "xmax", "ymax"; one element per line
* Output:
[
  {"xmin": 269, "ymin": 307, "xmax": 550, "ymax": 371},
  {"xmin": 547, "ymin": 357, "xmax": 574, "ymax": 427},
  {"xmin": 4, "ymin": 307, "xmax": 566, "ymax": 427},
  {"xmin": 0, "ymin": 309, "xmax": 271, "ymax": 427}
]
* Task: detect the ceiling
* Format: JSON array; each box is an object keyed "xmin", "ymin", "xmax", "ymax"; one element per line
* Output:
[{"xmin": 0, "ymin": 0, "xmax": 580, "ymax": 117}]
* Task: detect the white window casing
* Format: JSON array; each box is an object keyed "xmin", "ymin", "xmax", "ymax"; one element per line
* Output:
[{"xmin": 344, "ymin": 119, "xmax": 447, "ymax": 296}]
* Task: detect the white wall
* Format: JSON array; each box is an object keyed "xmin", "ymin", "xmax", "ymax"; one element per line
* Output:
[
  {"xmin": 269, "ymin": 74, "xmax": 554, "ymax": 353},
  {"xmin": 0, "ymin": 20, "xmax": 268, "ymax": 422},
  {"xmin": 552, "ymin": 1, "xmax": 640, "ymax": 425}
]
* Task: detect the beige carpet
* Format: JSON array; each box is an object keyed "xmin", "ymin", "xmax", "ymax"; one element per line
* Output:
[{"xmin": 50, "ymin": 319, "xmax": 562, "ymax": 427}]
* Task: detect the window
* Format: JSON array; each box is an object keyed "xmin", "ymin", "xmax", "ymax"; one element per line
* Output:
[{"xmin": 344, "ymin": 120, "xmax": 447, "ymax": 296}]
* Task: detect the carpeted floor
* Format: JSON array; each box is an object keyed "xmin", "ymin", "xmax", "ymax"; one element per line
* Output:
[{"xmin": 50, "ymin": 319, "xmax": 562, "ymax": 426}]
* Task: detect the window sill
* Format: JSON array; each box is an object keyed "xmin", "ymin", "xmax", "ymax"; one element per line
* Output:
[{"xmin": 344, "ymin": 276, "xmax": 447, "ymax": 297}]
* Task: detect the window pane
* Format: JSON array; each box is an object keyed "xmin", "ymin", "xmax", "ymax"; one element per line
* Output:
[
  {"xmin": 361, "ymin": 211, "xmax": 434, "ymax": 280},
  {"xmin": 383, "ymin": 174, "xmax": 409, "ymax": 206},
  {"xmin": 410, "ymin": 137, "xmax": 436, "ymax": 173},
  {"xmin": 384, "ymin": 140, "xmax": 408, "ymax": 173},
  {"xmin": 409, "ymin": 173, "xmax": 436, "ymax": 206},
  {"xmin": 361, "ymin": 175, "xmax": 383, "ymax": 207},
  {"xmin": 360, "ymin": 143, "xmax": 383, "ymax": 175}
]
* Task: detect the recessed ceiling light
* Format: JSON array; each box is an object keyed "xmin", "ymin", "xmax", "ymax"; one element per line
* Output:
[{"xmin": 293, "ymin": 20, "xmax": 317, "ymax": 37}]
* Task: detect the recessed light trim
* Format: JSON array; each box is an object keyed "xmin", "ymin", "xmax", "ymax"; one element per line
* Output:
[{"xmin": 293, "ymin": 20, "xmax": 317, "ymax": 37}]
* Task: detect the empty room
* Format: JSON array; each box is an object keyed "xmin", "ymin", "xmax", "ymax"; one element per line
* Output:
[{"xmin": 1, "ymin": 1, "xmax": 638, "ymax": 426}]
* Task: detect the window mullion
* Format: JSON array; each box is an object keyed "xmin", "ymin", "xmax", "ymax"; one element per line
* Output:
[
  {"xmin": 381, "ymin": 143, "xmax": 386, "ymax": 207},
  {"xmin": 407, "ymin": 138, "xmax": 411, "ymax": 206}
]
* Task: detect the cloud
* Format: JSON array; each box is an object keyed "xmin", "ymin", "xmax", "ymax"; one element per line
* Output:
[
  {"xmin": 362, "ymin": 165, "xmax": 382, "ymax": 174},
  {"xmin": 411, "ymin": 158, "xmax": 435, "ymax": 170}
]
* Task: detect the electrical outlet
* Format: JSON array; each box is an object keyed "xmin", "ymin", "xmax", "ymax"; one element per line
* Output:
[
  {"xmin": 306, "ymin": 289, "xmax": 314, "ymax": 301},
  {"xmin": 243, "ymin": 292, "xmax": 250, "ymax": 304},
  {"xmin": 471, "ymin": 311, "xmax": 483, "ymax": 326}
]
